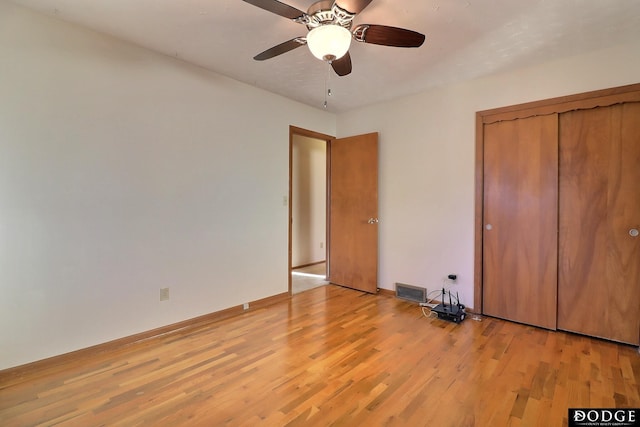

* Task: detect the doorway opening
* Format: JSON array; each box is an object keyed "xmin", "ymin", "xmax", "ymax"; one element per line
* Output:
[{"xmin": 289, "ymin": 126, "xmax": 333, "ymax": 294}]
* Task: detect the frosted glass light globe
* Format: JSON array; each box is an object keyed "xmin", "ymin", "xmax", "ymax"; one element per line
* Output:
[{"xmin": 306, "ymin": 25, "xmax": 352, "ymax": 62}]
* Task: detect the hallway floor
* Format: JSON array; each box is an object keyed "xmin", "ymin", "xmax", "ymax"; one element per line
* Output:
[{"xmin": 291, "ymin": 262, "xmax": 328, "ymax": 294}]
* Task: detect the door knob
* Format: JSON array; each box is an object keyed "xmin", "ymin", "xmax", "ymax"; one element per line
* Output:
[
  {"xmin": 367, "ymin": 218, "xmax": 379, "ymax": 224},
  {"xmin": 630, "ymin": 228, "xmax": 639, "ymax": 237},
  {"xmin": 485, "ymin": 224, "xmax": 493, "ymax": 230}
]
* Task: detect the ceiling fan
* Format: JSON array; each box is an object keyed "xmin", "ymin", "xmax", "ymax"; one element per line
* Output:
[{"xmin": 242, "ymin": 0, "xmax": 426, "ymax": 76}]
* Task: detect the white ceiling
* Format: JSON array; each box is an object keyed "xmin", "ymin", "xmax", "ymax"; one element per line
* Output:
[{"xmin": 8, "ymin": 0, "xmax": 640, "ymax": 112}]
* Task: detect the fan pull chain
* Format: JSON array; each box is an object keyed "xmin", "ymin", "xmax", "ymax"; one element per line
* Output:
[{"xmin": 324, "ymin": 61, "xmax": 332, "ymax": 109}]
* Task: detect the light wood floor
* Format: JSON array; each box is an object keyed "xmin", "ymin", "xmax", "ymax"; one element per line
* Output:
[{"xmin": 1, "ymin": 285, "xmax": 638, "ymax": 426}]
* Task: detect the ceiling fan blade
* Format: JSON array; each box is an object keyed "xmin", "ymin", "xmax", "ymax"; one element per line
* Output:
[
  {"xmin": 242, "ymin": 0, "xmax": 306, "ymax": 20},
  {"xmin": 254, "ymin": 38, "xmax": 306, "ymax": 61},
  {"xmin": 333, "ymin": 0, "xmax": 374, "ymax": 14},
  {"xmin": 354, "ymin": 24, "xmax": 425, "ymax": 48},
  {"xmin": 331, "ymin": 52, "xmax": 352, "ymax": 76}
]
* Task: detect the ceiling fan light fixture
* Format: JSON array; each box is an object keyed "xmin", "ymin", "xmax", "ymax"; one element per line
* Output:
[{"xmin": 306, "ymin": 24, "xmax": 352, "ymax": 62}]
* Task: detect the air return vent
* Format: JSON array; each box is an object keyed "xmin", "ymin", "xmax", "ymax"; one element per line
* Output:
[{"xmin": 395, "ymin": 283, "xmax": 426, "ymax": 303}]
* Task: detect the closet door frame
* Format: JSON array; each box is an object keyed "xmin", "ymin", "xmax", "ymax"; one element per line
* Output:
[{"xmin": 474, "ymin": 83, "xmax": 640, "ymax": 315}]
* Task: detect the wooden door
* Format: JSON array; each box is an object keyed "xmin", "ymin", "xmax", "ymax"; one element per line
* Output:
[
  {"xmin": 482, "ymin": 114, "xmax": 558, "ymax": 329},
  {"xmin": 328, "ymin": 133, "xmax": 378, "ymax": 293},
  {"xmin": 558, "ymin": 103, "xmax": 640, "ymax": 345}
]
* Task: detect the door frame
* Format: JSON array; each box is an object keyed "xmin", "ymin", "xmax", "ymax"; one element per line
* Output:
[
  {"xmin": 289, "ymin": 126, "xmax": 334, "ymax": 294},
  {"xmin": 474, "ymin": 83, "xmax": 640, "ymax": 313}
]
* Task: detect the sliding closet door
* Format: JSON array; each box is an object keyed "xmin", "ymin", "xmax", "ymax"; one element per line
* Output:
[
  {"xmin": 558, "ymin": 103, "xmax": 640, "ymax": 345},
  {"xmin": 482, "ymin": 114, "xmax": 558, "ymax": 329}
]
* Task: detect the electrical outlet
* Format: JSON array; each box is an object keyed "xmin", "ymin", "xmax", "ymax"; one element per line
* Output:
[
  {"xmin": 320, "ymin": 242, "xmax": 324, "ymax": 249},
  {"xmin": 160, "ymin": 287, "xmax": 170, "ymax": 301},
  {"xmin": 243, "ymin": 303, "xmax": 249, "ymax": 310}
]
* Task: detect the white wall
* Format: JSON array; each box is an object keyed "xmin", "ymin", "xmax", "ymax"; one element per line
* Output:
[
  {"xmin": 336, "ymin": 41, "xmax": 640, "ymax": 309},
  {"xmin": 0, "ymin": 1, "xmax": 335, "ymax": 370},
  {"xmin": 292, "ymin": 135, "xmax": 327, "ymax": 267}
]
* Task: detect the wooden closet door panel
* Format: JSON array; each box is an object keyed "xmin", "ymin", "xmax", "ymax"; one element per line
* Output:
[
  {"xmin": 558, "ymin": 103, "xmax": 640, "ymax": 345},
  {"xmin": 483, "ymin": 114, "xmax": 558, "ymax": 329}
]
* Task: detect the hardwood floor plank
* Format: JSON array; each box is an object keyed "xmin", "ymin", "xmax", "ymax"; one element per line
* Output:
[{"xmin": 1, "ymin": 285, "xmax": 638, "ymax": 426}]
